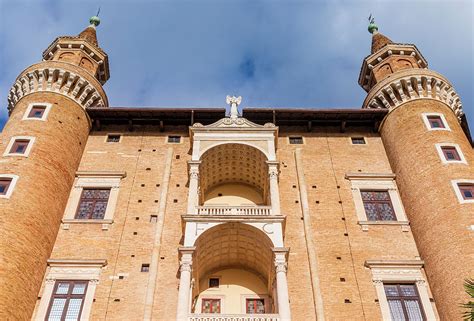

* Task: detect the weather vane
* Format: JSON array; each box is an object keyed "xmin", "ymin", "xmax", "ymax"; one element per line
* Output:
[
  {"xmin": 96, "ymin": 6, "xmax": 101, "ymax": 17},
  {"xmin": 368, "ymin": 14, "xmax": 374, "ymax": 24}
]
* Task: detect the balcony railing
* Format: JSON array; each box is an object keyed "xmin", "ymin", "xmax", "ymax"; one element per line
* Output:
[
  {"xmin": 195, "ymin": 206, "xmax": 272, "ymax": 216},
  {"xmin": 188, "ymin": 314, "xmax": 280, "ymax": 321}
]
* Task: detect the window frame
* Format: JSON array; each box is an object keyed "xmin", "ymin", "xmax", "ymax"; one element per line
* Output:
[
  {"xmin": 245, "ymin": 298, "xmax": 266, "ymax": 314},
  {"xmin": 360, "ymin": 190, "xmax": 397, "ymax": 221},
  {"xmin": 435, "ymin": 143, "xmax": 467, "ymax": 165},
  {"xmin": 421, "ymin": 112, "xmax": 451, "ymax": 131},
  {"xmin": 22, "ymin": 102, "xmax": 52, "ymax": 121},
  {"xmin": 0, "ymin": 174, "xmax": 19, "ymax": 199},
  {"xmin": 33, "ymin": 259, "xmax": 106, "ymax": 321},
  {"xmin": 451, "ymin": 179, "xmax": 474, "ymax": 204},
  {"xmin": 365, "ymin": 260, "xmax": 437, "ymax": 321},
  {"xmin": 45, "ymin": 280, "xmax": 88, "ymax": 321},
  {"xmin": 104, "ymin": 134, "xmax": 122, "ymax": 143},
  {"xmin": 383, "ymin": 283, "xmax": 427, "ymax": 321},
  {"xmin": 201, "ymin": 298, "xmax": 221, "ymax": 313},
  {"xmin": 62, "ymin": 172, "xmax": 126, "ymax": 228},
  {"xmin": 346, "ymin": 173, "xmax": 409, "ymax": 231},
  {"xmin": 288, "ymin": 136, "xmax": 304, "ymax": 145},
  {"xmin": 208, "ymin": 277, "xmax": 220, "ymax": 289},
  {"xmin": 351, "ymin": 137, "xmax": 367, "ymax": 145},
  {"xmin": 74, "ymin": 188, "xmax": 111, "ymax": 220},
  {"xmin": 3, "ymin": 136, "xmax": 36, "ymax": 157},
  {"xmin": 167, "ymin": 135, "xmax": 182, "ymax": 144}
]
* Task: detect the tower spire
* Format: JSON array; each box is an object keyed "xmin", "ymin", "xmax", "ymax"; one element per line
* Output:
[
  {"xmin": 368, "ymin": 16, "xmax": 393, "ymax": 54},
  {"xmin": 78, "ymin": 14, "xmax": 101, "ymax": 46}
]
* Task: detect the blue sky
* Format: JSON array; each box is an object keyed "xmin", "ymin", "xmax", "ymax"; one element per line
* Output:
[{"xmin": 0, "ymin": 0, "xmax": 472, "ymax": 130}]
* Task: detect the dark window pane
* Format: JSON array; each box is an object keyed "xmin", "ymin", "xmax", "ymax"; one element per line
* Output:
[
  {"xmin": 351, "ymin": 137, "xmax": 366, "ymax": 144},
  {"xmin": 10, "ymin": 140, "xmax": 29, "ymax": 154},
  {"xmin": 441, "ymin": 147, "xmax": 460, "ymax": 161},
  {"xmin": 427, "ymin": 116, "xmax": 445, "ymax": 129},
  {"xmin": 209, "ymin": 278, "xmax": 219, "ymax": 288},
  {"xmin": 28, "ymin": 106, "xmax": 46, "ymax": 118},
  {"xmin": 459, "ymin": 184, "xmax": 474, "ymax": 200},
  {"xmin": 384, "ymin": 284, "xmax": 425, "ymax": 321},
  {"xmin": 75, "ymin": 189, "xmax": 110, "ymax": 219},
  {"xmin": 289, "ymin": 137, "xmax": 303, "ymax": 144},
  {"xmin": 106, "ymin": 135, "xmax": 121, "ymax": 142},
  {"xmin": 46, "ymin": 281, "xmax": 87, "ymax": 321},
  {"xmin": 168, "ymin": 136, "xmax": 181, "ymax": 143},
  {"xmin": 0, "ymin": 178, "xmax": 12, "ymax": 195}
]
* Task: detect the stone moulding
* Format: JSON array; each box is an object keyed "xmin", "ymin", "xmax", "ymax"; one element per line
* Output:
[
  {"xmin": 362, "ymin": 69, "xmax": 463, "ymax": 121},
  {"xmin": 8, "ymin": 66, "xmax": 107, "ymax": 114}
]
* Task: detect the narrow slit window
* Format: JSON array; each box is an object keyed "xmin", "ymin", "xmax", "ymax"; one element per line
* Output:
[
  {"xmin": 0, "ymin": 178, "xmax": 12, "ymax": 195},
  {"xmin": 75, "ymin": 189, "xmax": 111, "ymax": 219},
  {"xmin": 427, "ymin": 115, "xmax": 445, "ymax": 129},
  {"xmin": 441, "ymin": 146, "xmax": 461, "ymax": 161},
  {"xmin": 351, "ymin": 137, "xmax": 366, "ymax": 145},
  {"xmin": 45, "ymin": 280, "xmax": 88, "ymax": 321},
  {"xmin": 9, "ymin": 139, "xmax": 30, "ymax": 154},
  {"xmin": 28, "ymin": 105, "xmax": 47, "ymax": 119},
  {"xmin": 289, "ymin": 136, "xmax": 303, "ymax": 144},
  {"xmin": 168, "ymin": 136, "xmax": 181, "ymax": 143},
  {"xmin": 106, "ymin": 135, "xmax": 121, "ymax": 143},
  {"xmin": 361, "ymin": 190, "xmax": 396, "ymax": 221}
]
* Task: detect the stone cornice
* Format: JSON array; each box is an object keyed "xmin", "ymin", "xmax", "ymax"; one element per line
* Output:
[
  {"xmin": 362, "ymin": 69, "xmax": 463, "ymax": 121},
  {"xmin": 8, "ymin": 61, "xmax": 108, "ymax": 114},
  {"xmin": 47, "ymin": 259, "xmax": 107, "ymax": 267},
  {"xmin": 75, "ymin": 170, "xmax": 127, "ymax": 178},
  {"xmin": 345, "ymin": 173, "xmax": 396, "ymax": 180},
  {"xmin": 364, "ymin": 259, "xmax": 424, "ymax": 269}
]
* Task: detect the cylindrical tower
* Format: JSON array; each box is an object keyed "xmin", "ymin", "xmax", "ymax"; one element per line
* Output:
[
  {"xmin": 0, "ymin": 17, "xmax": 109, "ymax": 320},
  {"xmin": 359, "ymin": 22, "xmax": 473, "ymax": 320}
]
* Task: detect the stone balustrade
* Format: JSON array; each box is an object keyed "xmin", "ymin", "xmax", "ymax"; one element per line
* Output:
[
  {"xmin": 195, "ymin": 206, "xmax": 272, "ymax": 216},
  {"xmin": 188, "ymin": 314, "xmax": 280, "ymax": 321}
]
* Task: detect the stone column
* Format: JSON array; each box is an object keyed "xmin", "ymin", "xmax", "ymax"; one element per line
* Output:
[
  {"xmin": 274, "ymin": 248, "xmax": 291, "ymax": 321},
  {"xmin": 267, "ymin": 161, "xmax": 281, "ymax": 215},
  {"xmin": 186, "ymin": 162, "xmax": 200, "ymax": 214},
  {"xmin": 176, "ymin": 247, "xmax": 195, "ymax": 321}
]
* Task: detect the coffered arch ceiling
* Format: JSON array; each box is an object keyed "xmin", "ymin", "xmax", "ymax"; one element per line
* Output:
[
  {"xmin": 193, "ymin": 222, "xmax": 274, "ymax": 286},
  {"xmin": 199, "ymin": 143, "xmax": 268, "ymax": 199}
]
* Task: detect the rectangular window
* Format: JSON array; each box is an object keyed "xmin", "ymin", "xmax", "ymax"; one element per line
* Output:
[
  {"xmin": 201, "ymin": 299, "xmax": 220, "ymax": 313},
  {"xmin": 384, "ymin": 283, "xmax": 425, "ymax": 321},
  {"xmin": 459, "ymin": 184, "xmax": 474, "ymax": 200},
  {"xmin": 209, "ymin": 278, "xmax": 219, "ymax": 288},
  {"xmin": 141, "ymin": 264, "xmax": 150, "ymax": 272},
  {"xmin": 106, "ymin": 134, "xmax": 121, "ymax": 143},
  {"xmin": 289, "ymin": 136, "xmax": 303, "ymax": 144},
  {"xmin": 46, "ymin": 280, "xmax": 88, "ymax": 321},
  {"xmin": 168, "ymin": 136, "xmax": 181, "ymax": 143},
  {"xmin": 0, "ymin": 178, "xmax": 12, "ymax": 195},
  {"xmin": 351, "ymin": 137, "xmax": 366, "ymax": 145},
  {"xmin": 361, "ymin": 190, "xmax": 396, "ymax": 221},
  {"xmin": 441, "ymin": 146, "xmax": 461, "ymax": 161},
  {"xmin": 10, "ymin": 139, "xmax": 30, "ymax": 154},
  {"xmin": 427, "ymin": 115, "xmax": 445, "ymax": 129},
  {"xmin": 75, "ymin": 189, "xmax": 110, "ymax": 219},
  {"xmin": 28, "ymin": 105, "xmax": 47, "ymax": 119},
  {"xmin": 246, "ymin": 298, "xmax": 265, "ymax": 314}
]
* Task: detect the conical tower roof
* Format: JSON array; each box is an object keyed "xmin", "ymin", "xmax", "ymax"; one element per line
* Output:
[
  {"xmin": 371, "ymin": 32, "xmax": 393, "ymax": 54},
  {"xmin": 78, "ymin": 15, "xmax": 100, "ymax": 47}
]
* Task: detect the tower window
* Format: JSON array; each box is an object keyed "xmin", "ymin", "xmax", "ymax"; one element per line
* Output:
[
  {"xmin": 0, "ymin": 178, "xmax": 12, "ymax": 195},
  {"xmin": 209, "ymin": 278, "xmax": 219, "ymax": 288},
  {"xmin": 46, "ymin": 280, "xmax": 88, "ymax": 321},
  {"xmin": 28, "ymin": 105, "xmax": 47, "ymax": 118},
  {"xmin": 9, "ymin": 139, "xmax": 30, "ymax": 154},
  {"xmin": 106, "ymin": 134, "xmax": 121, "ymax": 143},
  {"xmin": 75, "ymin": 188, "xmax": 111, "ymax": 219},
  {"xmin": 289, "ymin": 136, "xmax": 303, "ymax": 144},
  {"xmin": 141, "ymin": 264, "xmax": 150, "ymax": 272},
  {"xmin": 383, "ymin": 283, "xmax": 425, "ymax": 320},
  {"xmin": 351, "ymin": 137, "xmax": 366, "ymax": 145},
  {"xmin": 361, "ymin": 190, "xmax": 396, "ymax": 221},
  {"xmin": 246, "ymin": 298, "xmax": 265, "ymax": 314},
  {"xmin": 441, "ymin": 146, "xmax": 461, "ymax": 161},
  {"xmin": 458, "ymin": 184, "xmax": 474, "ymax": 200},
  {"xmin": 427, "ymin": 115, "xmax": 445, "ymax": 129},
  {"xmin": 168, "ymin": 136, "xmax": 181, "ymax": 143}
]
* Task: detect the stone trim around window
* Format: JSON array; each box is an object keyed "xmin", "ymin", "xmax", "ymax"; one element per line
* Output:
[
  {"xmin": 421, "ymin": 112, "xmax": 451, "ymax": 131},
  {"xmin": 61, "ymin": 171, "xmax": 126, "ymax": 230},
  {"xmin": 22, "ymin": 102, "xmax": 52, "ymax": 121},
  {"xmin": 364, "ymin": 260, "xmax": 437, "ymax": 321},
  {"xmin": 435, "ymin": 143, "xmax": 467, "ymax": 165},
  {"xmin": 345, "ymin": 173, "xmax": 409, "ymax": 231},
  {"xmin": 33, "ymin": 259, "xmax": 107, "ymax": 321},
  {"xmin": 451, "ymin": 179, "xmax": 474, "ymax": 204},
  {"xmin": 0, "ymin": 174, "xmax": 19, "ymax": 199},
  {"xmin": 3, "ymin": 136, "xmax": 36, "ymax": 157}
]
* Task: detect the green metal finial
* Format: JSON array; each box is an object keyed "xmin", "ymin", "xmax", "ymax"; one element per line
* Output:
[
  {"xmin": 368, "ymin": 14, "xmax": 378, "ymax": 34},
  {"xmin": 89, "ymin": 7, "xmax": 101, "ymax": 27}
]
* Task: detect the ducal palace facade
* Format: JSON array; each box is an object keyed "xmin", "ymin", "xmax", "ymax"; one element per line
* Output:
[{"xmin": 0, "ymin": 16, "xmax": 472, "ymax": 321}]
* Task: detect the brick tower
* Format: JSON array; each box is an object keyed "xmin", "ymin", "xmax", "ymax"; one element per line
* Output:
[
  {"xmin": 359, "ymin": 20, "xmax": 474, "ymax": 319},
  {"xmin": 0, "ymin": 17, "xmax": 109, "ymax": 319}
]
